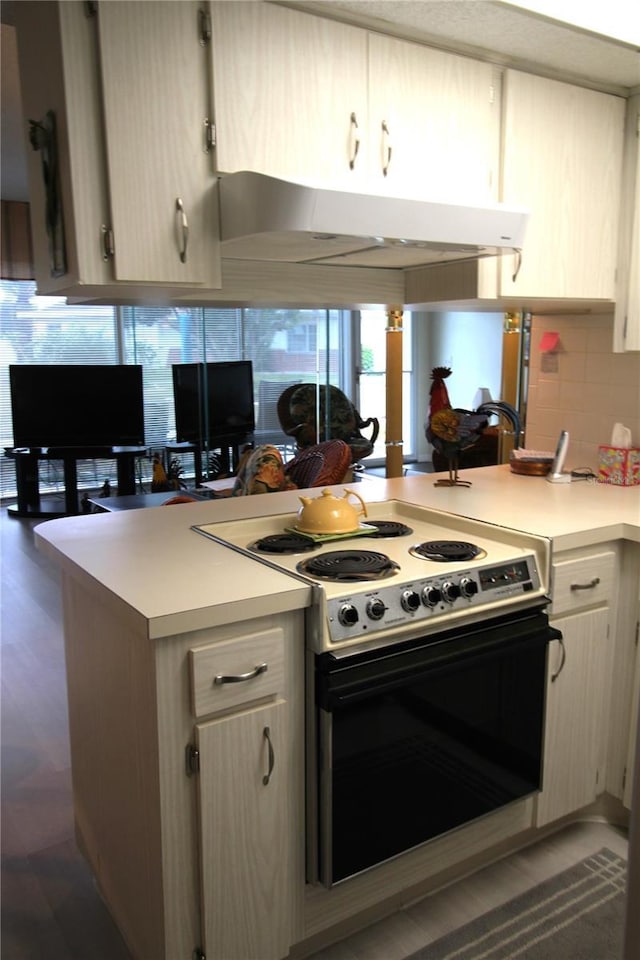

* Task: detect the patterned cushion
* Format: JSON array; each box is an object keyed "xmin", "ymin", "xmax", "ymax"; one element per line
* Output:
[
  {"xmin": 231, "ymin": 445, "xmax": 297, "ymax": 497},
  {"xmin": 230, "ymin": 440, "xmax": 351, "ymax": 496},
  {"xmin": 285, "ymin": 440, "xmax": 351, "ymax": 488}
]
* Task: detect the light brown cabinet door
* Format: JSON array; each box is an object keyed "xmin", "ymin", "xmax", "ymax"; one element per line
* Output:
[
  {"xmin": 210, "ymin": 1, "xmax": 368, "ymax": 190},
  {"xmin": 97, "ymin": 1, "xmax": 220, "ymax": 285},
  {"xmin": 195, "ymin": 700, "xmax": 292, "ymax": 960},
  {"xmin": 536, "ymin": 608, "xmax": 609, "ymax": 826},
  {"xmin": 500, "ymin": 70, "xmax": 624, "ymax": 299},
  {"xmin": 367, "ymin": 33, "xmax": 499, "ymax": 202}
]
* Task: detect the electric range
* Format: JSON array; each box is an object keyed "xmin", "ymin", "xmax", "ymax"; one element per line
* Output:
[{"xmin": 194, "ymin": 499, "xmax": 551, "ymax": 653}]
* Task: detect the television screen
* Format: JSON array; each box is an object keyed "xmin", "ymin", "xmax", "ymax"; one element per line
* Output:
[
  {"xmin": 172, "ymin": 361, "xmax": 255, "ymax": 443},
  {"xmin": 9, "ymin": 364, "xmax": 145, "ymax": 448}
]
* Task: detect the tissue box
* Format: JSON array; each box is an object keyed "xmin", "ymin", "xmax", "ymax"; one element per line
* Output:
[{"xmin": 598, "ymin": 446, "xmax": 640, "ymax": 485}]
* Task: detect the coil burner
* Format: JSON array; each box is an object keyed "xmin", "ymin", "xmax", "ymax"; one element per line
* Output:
[
  {"xmin": 410, "ymin": 540, "xmax": 487, "ymax": 563},
  {"xmin": 251, "ymin": 533, "xmax": 317, "ymax": 555},
  {"xmin": 362, "ymin": 520, "xmax": 413, "ymax": 538},
  {"xmin": 297, "ymin": 550, "xmax": 400, "ymax": 582}
]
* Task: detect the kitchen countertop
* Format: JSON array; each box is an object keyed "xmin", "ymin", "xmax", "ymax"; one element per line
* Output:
[{"xmin": 34, "ymin": 465, "xmax": 639, "ymax": 638}]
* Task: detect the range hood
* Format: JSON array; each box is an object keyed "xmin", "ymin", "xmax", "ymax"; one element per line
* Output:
[{"xmin": 217, "ymin": 171, "xmax": 529, "ymax": 270}]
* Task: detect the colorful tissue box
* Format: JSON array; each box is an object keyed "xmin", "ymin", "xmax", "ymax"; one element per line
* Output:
[{"xmin": 598, "ymin": 446, "xmax": 640, "ymax": 485}]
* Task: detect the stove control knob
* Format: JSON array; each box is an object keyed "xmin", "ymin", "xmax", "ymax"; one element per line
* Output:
[
  {"xmin": 460, "ymin": 577, "xmax": 479, "ymax": 599},
  {"xmin": 442, "ymin": 581, "xmax": 461, "ymax": 603},
  {"xmin": 338, "ymin": 603, "xmax": 359, "ymax": 627},
  {"xmin": 401, "ymin": 589, "xmax": 421, "ymax": 613},
  {"xmin": 421, "ymin": 585, "xmax": 442, "ymax": 607},
  {"xmin": 366, "ymin": 598, "xmax": 387, "ymax": 621}
]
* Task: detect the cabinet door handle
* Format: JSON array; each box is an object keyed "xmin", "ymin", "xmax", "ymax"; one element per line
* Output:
[
  {"xmin": 511, "ymin": 249, "xmax": 523, "ymax": 282},
  {"xmin": 381, "ymin": 120, "xmax": 392, "ymax": 176},
  {"xmin": 348, "ymin": 111, "xmax": 360, "ymax": 170},
  {"xmin": 551, "ymin": 636, "xmax": 566, "ymax": 682},
  {"xmin": 262, "ymin": 726, "xmax": 275, "ymax": 785},
  {"xmin": 213, "ymin": 662, "xmax": 268, "ymax": 685},
  {"xmin": 570, "ymin": 577, "xmax": 600, "ymax": 591},
  {"xmin": 175, "ymin": 197, "xmax": 189, "ymax": 263}
]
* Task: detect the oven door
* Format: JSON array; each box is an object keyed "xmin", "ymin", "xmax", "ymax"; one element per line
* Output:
[{"xmin": 312, "ymin": 604, "xmax": 561, "ymax": 887}]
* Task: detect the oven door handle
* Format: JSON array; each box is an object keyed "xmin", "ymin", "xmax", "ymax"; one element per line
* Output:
[{"xmin": 321, "ymin": 622, "xmax": 564, "ymax": 709}]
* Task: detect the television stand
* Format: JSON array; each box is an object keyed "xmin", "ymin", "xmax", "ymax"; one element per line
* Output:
[
  {"xmin": 4, "ymin": 446, "xmax": 148, "ymax": 518},
  {"xmin": 166, "ymin": 433, "xmax": 253, "ymax": 484}
]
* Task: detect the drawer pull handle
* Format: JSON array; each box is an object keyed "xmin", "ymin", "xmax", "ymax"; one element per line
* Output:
[
  {"xmin": 213, "ymin": 662, "xmax": 268, "ymax": 685},
  {"xmin": 263, "ymin": 726, "xmax": 275, "ymax": 785},
  {"xmin": 570, "ymin": 577, "xmax": 600, "ymax": 591},
  {"xmin": 551, "ymin": 636, "xmax": 566, "ymax": 682}
]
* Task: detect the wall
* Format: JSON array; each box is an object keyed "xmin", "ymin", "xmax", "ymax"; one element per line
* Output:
[
  {"xmin": 414, "ymin": 310, "xmax": 504, "ymax": 462},
  {"xmin": 525, "ymin": 312, "xmax": 640, "ymax": 471}
]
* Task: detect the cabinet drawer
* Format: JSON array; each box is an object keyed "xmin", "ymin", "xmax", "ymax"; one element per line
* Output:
[
  {"xmin": 190, "ymin": 627, "xmax": 285, "ymax": 717},
  {"xmin": 551, "ymin": 550, "xmax": 616, "ymax": 616}
]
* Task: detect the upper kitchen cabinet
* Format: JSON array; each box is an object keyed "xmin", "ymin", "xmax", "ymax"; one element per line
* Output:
[
  {"xmin": 95, "ymin": 1, "xmax": 219, "ymax": 286},
  {"xmin": 209, "ymin": 2, "xmax": 368, "ymax": 189},
  {"xmin": 208, "ymin": 3, "xmax": 498, "ymax": 202},
  {"xmin": 499, "ymin": 70, "xmax": 625, "ymax": 301},
  {"xmin": 614, "ymin": 93, "xmax": 640, "ymax": 353},
  {"xmin": 367, "ymin": 33, "xmax": 499, "ymax": 202},
  {"xmin": 14, "ymin": 1, "xmax": 220, "ymax": 298}
]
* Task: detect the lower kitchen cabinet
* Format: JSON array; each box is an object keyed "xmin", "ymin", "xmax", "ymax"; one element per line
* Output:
[
  {"xmin": 47, "ymin": 534, "xmax": 636, "ymax": 960},
  {"xmin": 536, "ymin": 607, "xmax": 609, "ymax": 826},
  {"xmin": 195, "ymin": 700, "xmax": 292, "ymax": 960},
  {"xmin": 536, "ymin": 546, "xmax": 617, "ymax": 826},
  {"xmin": 624, "ymin": 648, "xmax": 640, "ymax": 810}
]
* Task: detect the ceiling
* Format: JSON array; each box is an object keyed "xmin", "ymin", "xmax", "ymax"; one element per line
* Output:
[
  {"xmin": 2, "ymin": 0, "xmax": 639, "ymax": 203},
  {"xmin": 291, "ymin": 1, "xmax": 640, "ymax": 91}
]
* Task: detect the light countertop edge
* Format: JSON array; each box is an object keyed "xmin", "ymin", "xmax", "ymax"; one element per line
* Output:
[{"xmin": 34, "ymin": 466, "xmax": 640, "ymax": 638}]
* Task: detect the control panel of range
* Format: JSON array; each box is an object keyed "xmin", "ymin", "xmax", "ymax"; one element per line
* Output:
[{"xmin": 325, "ymin": 556, "xmax": 541, "ymax": 643}]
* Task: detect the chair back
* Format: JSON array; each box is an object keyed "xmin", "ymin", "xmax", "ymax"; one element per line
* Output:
[{"xmin": 277, "ymin": 383, "xmax": 379, "ymax": 463}]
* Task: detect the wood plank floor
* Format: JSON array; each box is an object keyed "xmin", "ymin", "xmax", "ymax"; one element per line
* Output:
[{"xmin": 0, "ymin": 506, "xmax": 628, "ymax": 960}]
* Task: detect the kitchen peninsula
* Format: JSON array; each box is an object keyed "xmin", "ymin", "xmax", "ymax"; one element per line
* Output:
[{"xmin": 35, "ymin": 466, "xmax": 640, "ymax": 960}]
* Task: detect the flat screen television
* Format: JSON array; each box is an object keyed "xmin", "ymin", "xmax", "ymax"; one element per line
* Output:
[
  {"xmin": 172, "ymin": 361, "xmax": 255, "ymax": 444},
  {"xmin": 9, "ymin": 364, "xmax": 145, "ymax": 449}
]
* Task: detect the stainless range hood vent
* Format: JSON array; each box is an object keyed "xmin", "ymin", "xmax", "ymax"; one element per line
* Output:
[{"xmin": 217, "ymin": 172, "xmax": 529, "ymax": 269}]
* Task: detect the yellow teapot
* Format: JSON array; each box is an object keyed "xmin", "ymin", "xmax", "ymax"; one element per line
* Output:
[{"xmin": 296, "ymin": 488, "xmax": 368, "ymax": 535}]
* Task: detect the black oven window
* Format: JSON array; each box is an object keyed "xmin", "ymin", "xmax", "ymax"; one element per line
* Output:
[{"xmin": 321, "ymin": 625, "xmax": 548, "ymax": 884}]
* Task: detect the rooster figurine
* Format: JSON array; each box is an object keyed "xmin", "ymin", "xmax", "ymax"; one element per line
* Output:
[
  {"xmin": 426, "ymin": 367, "xmax": 489, "ymax": 487},
  {"xmin": 426, "ymin": 367, "xmax": 523, "ymax": 487}
]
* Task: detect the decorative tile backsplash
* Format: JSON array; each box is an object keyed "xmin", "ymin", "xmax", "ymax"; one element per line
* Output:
[{"xmin": 525, "ymin": 313, "xmax": 640, "ymax": 472}]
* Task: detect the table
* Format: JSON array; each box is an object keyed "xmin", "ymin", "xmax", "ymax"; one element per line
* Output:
[
  {"xmin": 4, "ymin": 446, "xmax": 148, "ymax": 518},
  {"xmin": 88, "ymin": 490, "xmax": 214, "ymax": 512}
]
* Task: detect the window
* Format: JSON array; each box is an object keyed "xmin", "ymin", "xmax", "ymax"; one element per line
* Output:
[
  {"xmin": 286, "ymin": 322, "xmax": 317, "ymax": 354},
  {"xmin": 0, "ymin": 285, "xmax": 361, "ymax": 498},
  {"xmin": 0, "ymin": 281, "xmax": 119, "ymax": 498}
]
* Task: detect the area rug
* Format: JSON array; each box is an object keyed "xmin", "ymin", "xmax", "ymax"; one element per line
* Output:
[{"xmin": 406, "ymin": 848, "xmax": 626, "ymax": 960}]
